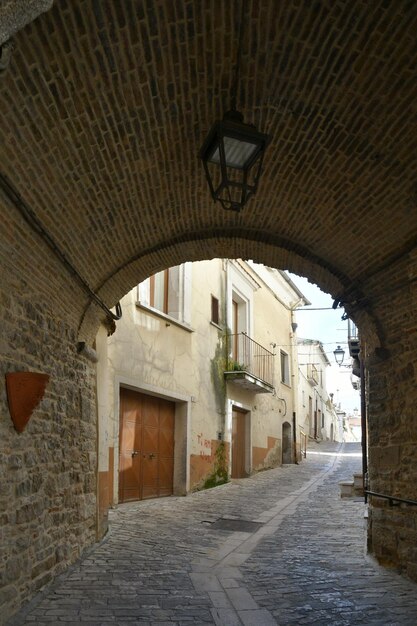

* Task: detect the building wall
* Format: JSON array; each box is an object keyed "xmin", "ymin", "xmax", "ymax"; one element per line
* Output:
[
  {"xmin": 297, "ymin": 340, "xmax": 340, "ymax": 442},
  {"xmin": 98, "ymin": 259, "xmax": 303, "ymax": 502},
  {"xmin": 366, "ymin": 252, "xmax": 417, "ymax": 580},
  {"xmin": 99, "ymin": 259, "xmax": 226, "ymax": 501},
  {"xmin": 0, "ymin": 289, "xmax": 97, "ymax": 622}
]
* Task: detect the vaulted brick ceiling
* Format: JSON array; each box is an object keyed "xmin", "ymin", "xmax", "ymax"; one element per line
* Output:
[{"xmin": 1, "ymin": 1, "xmax": 416, "ymax": 337}]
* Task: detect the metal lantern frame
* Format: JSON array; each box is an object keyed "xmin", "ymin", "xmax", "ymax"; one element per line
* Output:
[
  {"xmin": 333, "ymin": 345, "xmax": 346, "ymax": 366},
  {"xmin": 199, "ymin": 109, "xmax": 271, "ymax": 212}
]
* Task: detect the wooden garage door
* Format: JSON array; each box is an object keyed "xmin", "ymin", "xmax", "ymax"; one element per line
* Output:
[{"xmin": 119, "ymin": 388, "xmax": 175, "ymax": 503}]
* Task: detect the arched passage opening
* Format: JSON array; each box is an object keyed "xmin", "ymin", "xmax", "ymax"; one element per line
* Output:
[
  {"xmin": 77, "ymin": 232, "xmax": 381, "ymax": 349},
  {"xmin": 94, "ymin": 250, "xmax": 368, "ymax": 514},
  {"xmin": 82, "ymin": 238, "xmax": 417, "ymax": 591},
  {"xmin": 85, "ymin": 237, "xmax": 374, "ymax": 525},
  {"xmin": 2, "ymin": 226, "xmax": 416, "ymax": 623}
]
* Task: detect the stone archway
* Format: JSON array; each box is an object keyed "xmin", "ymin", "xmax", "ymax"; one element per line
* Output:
[{"xmin": 1, "ymin": 1, "xmax": 417, "ymax": 620}]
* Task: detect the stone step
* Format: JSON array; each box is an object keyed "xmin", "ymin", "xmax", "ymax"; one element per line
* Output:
[
  {"xmin": 353, "ymin": 472, "xmax": 364, "ymax": 496},
  {"xmin": 339, "ymin": 480, "xmax": 354, "ymax": 498},
  {"xmin": 339, "ymin": 473, "xmax": 364, "ymax": 498}
]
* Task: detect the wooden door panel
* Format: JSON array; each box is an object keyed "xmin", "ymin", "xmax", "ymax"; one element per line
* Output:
[
  {"xmin": 120, "ymin": 457, "xmax": 141, "ymax": 501},
  {"xmin": 119, "ymin": 389, "xmax": 175, "ymax": 502},
  {"xmin": 142, "ymin": 455, "xmax": 158, "ymax": 499},
  {"xmin": 232, "ymin": 409, "xmax": 247, "ymax": 478},
  {"xmin": 143, "ymin": 395, "xmax": 159, "ymax": 426},
  {"xmin": 119, "ymin": 389, "xmax": 142, "ymax": 502},
  {"xmin": 142, "ymin": 424, "xmax": 158, "ymax": 453},
  {"xmin": 159, "ymin": 400, "xmax": 174, "ymax": 427},
  {"xmin": 141, "ymin": 396, "xmax": 159, "ymax": 498},
  {"xmin": 159, "ymin": 428, "xmax": 174, "ymax": 456}
]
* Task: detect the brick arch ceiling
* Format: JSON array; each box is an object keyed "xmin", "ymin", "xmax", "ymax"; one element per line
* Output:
[{"xmin": 1, "ymin": 1, "xmax": 416, "ymax": 344}]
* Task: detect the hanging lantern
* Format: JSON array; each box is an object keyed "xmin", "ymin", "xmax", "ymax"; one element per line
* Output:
[{"xmin": 199, "ymin": 109, "xmax": 271, "ymax": 212}]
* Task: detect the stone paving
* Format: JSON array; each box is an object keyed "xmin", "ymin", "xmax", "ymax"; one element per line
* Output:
[{"xmin": 8, "ymin": 442, "xmax": 417, "ymax": 625}]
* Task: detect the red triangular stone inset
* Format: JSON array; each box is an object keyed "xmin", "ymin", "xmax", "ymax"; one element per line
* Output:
[{"xmin": 5, "ymin": 372, "xmax": 49, "ymax": 433}]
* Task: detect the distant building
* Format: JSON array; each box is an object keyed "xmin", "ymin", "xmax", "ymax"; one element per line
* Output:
[
  {"xmin": 344, "ymin": 409, "xmax": 362, "ymax": 442},
  {"xmin": 297, "ymin": 339, "xmax": 341, "ymax": 442}
]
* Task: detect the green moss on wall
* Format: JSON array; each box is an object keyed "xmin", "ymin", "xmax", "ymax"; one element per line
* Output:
[
  {"xmin": 202, "ymin": 441, "xmax": 229, "ymax": 490},
  {"xmin": 210, "ymin": 332, "xmax": 227, "ymax": 413}
]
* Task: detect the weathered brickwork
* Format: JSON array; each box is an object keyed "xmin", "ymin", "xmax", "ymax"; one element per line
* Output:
[
  {"xmin": 0, "ymin": 0, "xmax": 416, "ymax": 620},
  {"xmin": 0, "ymin": 286, "xmax": 97, "ymax": 622},
  {"xmin": 367, "ymin": 251, "xmax": 417, "ymax": 580}
]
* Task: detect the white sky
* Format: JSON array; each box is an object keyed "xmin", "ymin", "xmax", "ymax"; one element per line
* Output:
[{"xmin": 287, "ymin": 273, "xmax": 360, "ymax": 414}]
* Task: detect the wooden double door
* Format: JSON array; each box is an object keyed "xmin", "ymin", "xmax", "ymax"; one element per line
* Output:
[{"xmin": 119, "ymin": 388, "xmax": 175, "ymax": 503}]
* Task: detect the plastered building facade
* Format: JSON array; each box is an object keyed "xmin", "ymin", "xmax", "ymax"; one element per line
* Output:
[
  {"xmin": 96, "ymin": 260, "xmax": 309, "ymax": 514},
  {"xmin": 297, "ymin": 339, "xmax": 342, "ymax": 443}
]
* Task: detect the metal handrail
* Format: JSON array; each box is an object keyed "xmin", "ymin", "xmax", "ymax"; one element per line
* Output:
[
  {"xmin": 365, "ymin": 490, "xmax": 417, "ymax": 507},
  {"xmin": 226, "ymin": 332, "xmax": 274, "ymax": 387}
]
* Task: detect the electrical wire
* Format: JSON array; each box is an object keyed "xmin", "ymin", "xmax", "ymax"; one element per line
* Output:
[{"xmin": 0, "ymin": 172, "xmax": 122, "ymax": 322}]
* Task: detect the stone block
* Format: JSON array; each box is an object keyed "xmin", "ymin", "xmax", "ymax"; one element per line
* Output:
[
  {"xmin": 339, "ymin": 480, "xmax": 354, "ymax": 498},
  {"xmin": 353, "ymin": 473, "xmax": 364, "ymax": 496}
]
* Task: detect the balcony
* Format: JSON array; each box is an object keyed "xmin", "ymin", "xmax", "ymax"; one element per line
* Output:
[
  {"xmin": 307, "ymin": 363, "xmax": 319, "ymax": 386},
  {"xmin": 224, "ymin": 333, "xmax": 274, "ymax": 394}
]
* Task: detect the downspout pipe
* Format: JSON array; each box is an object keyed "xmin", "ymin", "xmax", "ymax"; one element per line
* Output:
[
  {"xmin": 360, "ymin": 354, "xmax": 368, "ymax": 502},
  {"xmin": 290, "ymin": 306, "xmax": 302, "ymax": 463},
  {"xmin": 292, "ymin": 411, "xmax": 298, "ymax": 464}
]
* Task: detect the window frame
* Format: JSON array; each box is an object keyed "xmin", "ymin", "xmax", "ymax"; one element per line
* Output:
[
  {"xmin": 149, "ymin": 269, "xmax": 169, "ymax": 313},
  {"xmin": 280, "ymin": 349, "xmax": 290, "ymax": 386},
  {"xmin": 211, "ymin": 295, "xmax": 220, "ymax": 325},
  {"xmin": 137, "ymin": 263, "xmax": 192, "ymax": 329}
]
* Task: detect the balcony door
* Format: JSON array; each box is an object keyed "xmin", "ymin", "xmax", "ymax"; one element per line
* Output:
[{"xmin": 231, "ymin": 292, "xmax": 249, "ymax": 363}]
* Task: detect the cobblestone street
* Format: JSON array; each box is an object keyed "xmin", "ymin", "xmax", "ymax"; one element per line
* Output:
[{"xmin": 9, "ymin": 442, "xmax": 417, "ymax": 626}]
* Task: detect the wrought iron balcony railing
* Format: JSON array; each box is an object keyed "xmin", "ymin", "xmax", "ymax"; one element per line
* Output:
[{"xmin": 225, "ymin": 332, "xmax": 274, "ymax": 389}]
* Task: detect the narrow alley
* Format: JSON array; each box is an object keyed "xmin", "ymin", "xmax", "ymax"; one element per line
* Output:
[{"xmin": 8, "ymin": 443, "xmax": 417, "ymax": 626}]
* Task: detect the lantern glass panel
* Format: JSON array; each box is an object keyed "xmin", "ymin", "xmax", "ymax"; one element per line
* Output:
[
  {"xmin": 334, "ymin": 346, "xmax": 345, "ymax": 365},
  {"xmin": 210, "ymin": 136, "xmax": 258, "ymax": 168}
]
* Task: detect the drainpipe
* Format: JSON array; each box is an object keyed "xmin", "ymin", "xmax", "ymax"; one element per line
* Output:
[
  {"xmin": 290, "ymin": 309, "xmax": 300, "ymax": 463},
  {"xmin": 360, "ymin": 350, "xmax": 368, "ymax": 502},
  {"xmin": 292, "ymin": 411, "xmax": 297, "ymax": 464}
]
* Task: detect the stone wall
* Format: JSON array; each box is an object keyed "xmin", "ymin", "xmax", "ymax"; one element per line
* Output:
[
  {"xmin": 0, "ymin": 287, "xmax": 97, "ymax": 621},
  {"xmin": 367, "ymin": 253, "xmax": 417, "ymax": 581}
]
